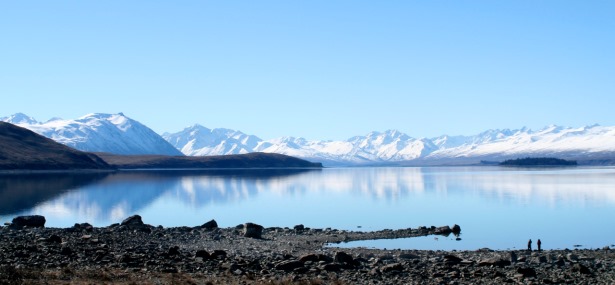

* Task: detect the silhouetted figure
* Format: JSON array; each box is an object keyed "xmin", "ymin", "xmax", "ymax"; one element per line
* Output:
[
  {"xmin": 528, "ymin": 239, "xmax": 532, "ymax": 251},
  {"xmin": 537, "ymin": 239, "xmax": 542, "ymax": 251}
]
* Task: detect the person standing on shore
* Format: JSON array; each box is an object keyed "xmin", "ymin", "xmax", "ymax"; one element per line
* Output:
[
  {"xmin": 537, "ymin": 239, "xmax": 542, "ymax": 251},
  {"xmin": 528, "ymin": 239, "xmax": 532, "ymax": 251}
]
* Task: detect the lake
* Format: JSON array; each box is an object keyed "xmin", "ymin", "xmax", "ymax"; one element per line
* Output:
[{"xmin": 1, "ymin": 167, "xmax": 614, "ymax": 251}]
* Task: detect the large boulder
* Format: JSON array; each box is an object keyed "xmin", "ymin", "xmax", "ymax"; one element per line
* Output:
[
  {"xmin": 334, "ymin": 251, "xmax": 354, "ymax": 264},
  {"xmin": 119, "ymin": 215, "xmax": 152, "ymax": 233},
  {"xmin": 243, "ymin": 223, "xmax": 264, "ymax": 238},
  {"xmin": 10, "ymin": 215, "xmax": 46, "ymax": 229},
  {"xmin": 201, "ymin": 219, "xmax": 218, "ymax": 230},
  {"xmin": 452, "ymin": 224, "xmax": 461, "ymax": 235},
  {"xmin": 121, "ymin": 215, "xmax": 144, "ymax": 226}
]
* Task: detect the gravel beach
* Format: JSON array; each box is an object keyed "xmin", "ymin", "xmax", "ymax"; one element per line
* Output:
[{"xmin": 1, "ymin": 215, "xmax": 614, "ymax": 284}]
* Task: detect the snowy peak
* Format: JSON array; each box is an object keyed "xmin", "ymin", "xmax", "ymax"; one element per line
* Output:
[
  {"xmin": 1, "ymin": 113, "xmax": 38, "ymax": 125},
  {"xmin": 163, "ymin": 124, "xmax": 262, "ymax": 156},
  {"xmin": 2, "ymin": 113, "xmax": 182, "ymax": 156}
]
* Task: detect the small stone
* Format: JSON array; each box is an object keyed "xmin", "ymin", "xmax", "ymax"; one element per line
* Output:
[
  {"xmin": 168, "ymin": 246, "xmax": 180, "ymax": 256},
  {"xmin": 275, "ymin": 260, "xmax": 304, "ymax": 272},
  {"xmin": 47, "ymin": 234, "xmax": 62, "ymax": 243},
  {"xmin": 572, "ymin": 263, "xmax": 591, "ymax": 275},
  {"xmin": 322, "ymin": 263, "xmax": 341, "ymax": 272},
  {"xmin": 516, "ymin": 267, "xmax": 536, "ymax": 278},
  {"xmin": 381, "ymin": 263, "xmax": 403, "ymax": 273},
  {"xmin": 211, "ymin": 250, "xmax": 227, "ymax": 259},
  {"xmin": 299, "ymin": 254, "xmax": 319, "ymax": 263},
  {"xmin": 399, "ymin": 253, "xmax": 420, "ymax": 259},
  {"xmin": 60, "ymin": 247, "xmax": 73, "ymax": 256}
]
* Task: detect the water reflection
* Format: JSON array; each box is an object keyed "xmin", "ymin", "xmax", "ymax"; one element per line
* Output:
[
  {"xmin": 0, "ymin": 172, "xmax": 109, "ymax": 215},
  {"xmin": 1, "ymin": 167, "xmax": 615, "ymax": 249}
]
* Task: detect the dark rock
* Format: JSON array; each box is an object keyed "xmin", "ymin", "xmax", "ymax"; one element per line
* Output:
[
  {"xmin": 572, "ymin": 263, "xmax": 592, "ymax": 275},
  {"xmin": 47, "ymin": 234, "xmax": 62, "ymax": 243},
  {"xmin": 211, "ymin": 250, "xmax": 227, "ymax": 259},
  {"xmin": 323, "ymin": 263, "xmax": 342, "ymax": 272},
  {"xmin": 243, "ymin": 223, "xmax": 264, "ymax": 239},
  {"xmin": 201, "ymin": 219, "xmax": 218, "ymax": 230},
  {"xmin": 167, "ymin": 246, "xmax": 180, "ymax": 256},
  {"xmin": 195, "ymin": 250, "xmax": 210, "ymax": 259},
  {"xmin": 381, "ymin": 263, "xmax": 403, "ymax": 273},
  {"xmin": 73, "ymin": 223, "xmax": 93, "ymax": 232},
  {"xmin": 10, "ymin": 215, "xmax": 46, "ymax": 229},
  {"xmin": 334, "ymin": 251, "xmax": 354, "ymax": 264},
  {"xmin": 451, "ymin": 224, "xmax": 461, "ymax": 234},
  {"xmin": 121, "ymin": 215, "xmax": 144, "ymax": 226},
  {"xmin": 60, "ymin": 247, "xmax": 73, "ymax": 256},
  {"xmin": 516, "ymin": 267, "xmax": 537, "ymax": 278},
  {"xmin": 478, "ymin": 258, "xmax": 511, "ymax": 267},
  {"xmin": 399, "ymin": 253, "xmax": 420, "ymax": 259},
  {"xmin": 510, "ymin": 251, "xmax": 517, "ymax": 263},
  {"xmin": 555, "ymin": 257, "xmax": 566, "ymax": 267},
  {"xmin": 275, "ymin": 260, "xmax": 304, "ymax": 272},
  {"xmin": 299, "ymin": 254, "xmax": 319, "ymax": 263},
  {"xmin": 317, "ymin": 254, "xmax": 333, "ymax": 263},
  {"xmin": 293, "ymin": 266, "xmax": 309, "ymax": 274},
  {"xmin": 534, "ymin": 256, "xmax": 548, "ymax": 263},
  {"xmin": 294, "ymin": 224, "xmax": 305, "ymax": 232},
  {"xmin": 434, "ymin": 226, "xmax": 452, "ymax": 235},
  {"xmin": 443, "ymin": 255, "xmax": 462, "ymax": 265}
]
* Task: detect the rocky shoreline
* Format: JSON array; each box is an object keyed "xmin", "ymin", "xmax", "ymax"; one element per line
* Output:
[{"xmin": 1, "ymin": 215, "xmax": 614, "ymax": 284}]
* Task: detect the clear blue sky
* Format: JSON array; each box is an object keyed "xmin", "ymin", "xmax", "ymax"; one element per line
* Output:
[{"xmin": 1, "ymin": 1, "xmax": 614, "ymax": 140}]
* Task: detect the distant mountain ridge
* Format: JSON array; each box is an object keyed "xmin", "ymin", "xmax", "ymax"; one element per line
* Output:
[
  {"xmin": 4, "ymin": 113, "xmax": 615, "ymax": 166},
  {"xmin": 166, "ymin": 124, "xmax": 615, "ymax": 166}
]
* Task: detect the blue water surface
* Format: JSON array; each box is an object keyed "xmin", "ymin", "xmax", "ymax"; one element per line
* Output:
[{"xmin": 1, "ymin": 167, "xmax": 614, "ymax": 250}]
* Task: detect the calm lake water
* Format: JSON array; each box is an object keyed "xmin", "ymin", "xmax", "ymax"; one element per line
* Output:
[{"xmin": 1, "ymin": 167, "xmax": 614, "ymax": 251}]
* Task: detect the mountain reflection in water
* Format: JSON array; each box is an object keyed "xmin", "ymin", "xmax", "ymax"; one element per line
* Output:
[{"xmin": 1, "ymin": 166, "xmax": 615, "ymax": 250}]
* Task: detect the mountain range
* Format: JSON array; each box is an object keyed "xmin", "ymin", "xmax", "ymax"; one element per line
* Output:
[{"xmin": 4, "ymin": 113, "xmax": 615, "ymax": 166}]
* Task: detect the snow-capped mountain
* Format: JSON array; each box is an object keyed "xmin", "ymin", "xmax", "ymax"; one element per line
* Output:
[
  {"xmin": 4, "ymin": 111, "xmax": 615, "ymax": 165},
  {"xmin": 2, "ymin": 113, "xmax": 182, "ymax": 156},
  {"xmin": 427, "ymin": 124, "xmax": 615, "ymax": 161},
  {"xmin": 1, "ymin": 112, "xmax": 38, "ymax": 125},
  {"xmin": 163, "ymin": 124, "xmax": 261, "ymax": 156},
  {"xmin": 165, "ymin": 124, "xmax": 615, "ymax": 165}
]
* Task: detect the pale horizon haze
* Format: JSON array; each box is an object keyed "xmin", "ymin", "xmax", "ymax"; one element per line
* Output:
[{"xmin": 1, "ymin": 1, "xmax": 614, "ymax": 140}]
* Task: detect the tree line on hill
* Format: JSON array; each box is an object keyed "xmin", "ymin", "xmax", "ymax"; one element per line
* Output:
[{"xmin": 499, "ymin": 157, "xmax": 577, "ymax": 166}]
